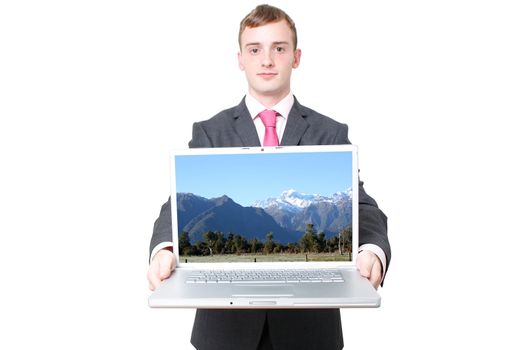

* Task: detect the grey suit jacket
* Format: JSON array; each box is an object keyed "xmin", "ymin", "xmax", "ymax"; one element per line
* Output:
[{"xmin": 149, "ymin": 97, "xmax": 390, "ymax": 350}]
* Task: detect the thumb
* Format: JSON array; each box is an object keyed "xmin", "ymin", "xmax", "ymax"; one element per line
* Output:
[
  {"xmin": 357, "ymin": 251, "xmax": 372, "ymax": 278},
  {"xmin": 159, "ymin": 252, "xmax": 174, "ymax": 280}
]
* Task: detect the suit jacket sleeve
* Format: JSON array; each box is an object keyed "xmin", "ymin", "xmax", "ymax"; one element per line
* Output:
[
  {"xmin": 358, "ymin": 179, "xmax": 391, "ymax": 274},
  {"xmin": 149, "ymin": 198, "xmax": 172, "ymax": 261}
]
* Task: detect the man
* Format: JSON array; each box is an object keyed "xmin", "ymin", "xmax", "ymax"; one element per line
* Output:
[{"xmin": 148, "ymin": 4, "xmax": 390, "ymax": 350}]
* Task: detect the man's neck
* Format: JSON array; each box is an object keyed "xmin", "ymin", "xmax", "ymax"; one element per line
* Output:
[{"xmin": 248, "ymin": 88, "xmax": 291, "ymax": 109}]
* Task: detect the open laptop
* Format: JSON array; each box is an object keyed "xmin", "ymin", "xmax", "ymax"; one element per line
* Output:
[{"xmin": 149, "ymin": 144, "xmax": 380, "ymax": 308}]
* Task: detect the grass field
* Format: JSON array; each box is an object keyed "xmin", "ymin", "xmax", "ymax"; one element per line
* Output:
[{"xmin": 179, "ymin": 252, "xmax": 352, "ymax": 263}]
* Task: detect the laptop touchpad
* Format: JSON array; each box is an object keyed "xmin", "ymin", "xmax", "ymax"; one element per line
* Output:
[{"xmin": 231, "ymin": 285, "xmax": 294, "ymax": 297}]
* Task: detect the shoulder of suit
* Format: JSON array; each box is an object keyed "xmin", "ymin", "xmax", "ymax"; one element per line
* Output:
[
  {"xmin": 194, "ymin": 105, "xmax": 238, "ymax": 128},
  {"xmin": 296, "ymin": 103, "xmax": 347, "ymax": 128}
]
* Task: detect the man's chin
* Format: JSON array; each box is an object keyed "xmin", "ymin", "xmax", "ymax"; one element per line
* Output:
[{"xmin": 252, "ymin": 85, "xmax": 285, "ymax": 97}]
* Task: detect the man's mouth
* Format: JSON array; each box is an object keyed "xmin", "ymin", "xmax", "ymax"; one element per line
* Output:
[{"xmin": 257, "ymin": 72, "xmax": 277, "ymax": 78}]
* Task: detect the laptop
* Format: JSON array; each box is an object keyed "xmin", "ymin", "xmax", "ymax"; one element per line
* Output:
[{"xmin": 149, "ymin": 144, "xmax": 380, "ymax": 308}]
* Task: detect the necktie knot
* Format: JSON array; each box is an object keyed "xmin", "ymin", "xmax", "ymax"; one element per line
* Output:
[
  {"xmin": 259, "ymin": 109, "xmax": 277, "ymax": 128},
  {"xmin": 259, "ymin": 109, "xmax": 279, "ymax": 146}
]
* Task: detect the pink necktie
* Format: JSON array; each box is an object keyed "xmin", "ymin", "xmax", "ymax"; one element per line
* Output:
[{"xmin": 259, "ymin": 109, "xmax": 279, "ymax": 146}]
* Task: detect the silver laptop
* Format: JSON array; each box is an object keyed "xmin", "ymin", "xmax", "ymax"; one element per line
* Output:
[{"xmin": 149, "ymin": 144, "xmax": 380, "ymax": 308}]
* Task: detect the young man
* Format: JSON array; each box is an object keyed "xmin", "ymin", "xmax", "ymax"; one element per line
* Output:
[{"xmin": 148, "ymin": 5, "xmax": 390, "ymax": 350}]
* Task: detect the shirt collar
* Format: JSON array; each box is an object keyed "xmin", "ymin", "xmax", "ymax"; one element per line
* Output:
[{"xmin": 245, "ymin": 91, "xmax": 295, "ymax": 120}]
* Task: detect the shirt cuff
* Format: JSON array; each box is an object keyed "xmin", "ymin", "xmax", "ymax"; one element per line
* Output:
[
  {"xmin": 358, "ymin": 243, "xmax": 387, "ymax": 283},
  {"xmin": 150, "ymin": 242, "xmax": 174, "ymax": 264}
]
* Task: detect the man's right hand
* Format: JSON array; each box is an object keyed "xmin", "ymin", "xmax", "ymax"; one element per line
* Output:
[{"xmin": 147, "ymin": 248, "xmax": 175, "ymax": 291}]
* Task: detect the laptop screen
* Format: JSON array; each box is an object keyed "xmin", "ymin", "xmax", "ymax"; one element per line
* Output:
[{"xmin": 172, "ymin": 146, "xmax": 356, "ymax": 264}]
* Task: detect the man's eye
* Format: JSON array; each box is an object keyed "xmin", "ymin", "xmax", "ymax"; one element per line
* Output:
[
  {"xmin": 276, "ymin": 47, "xmax": 285, "ymax": 53},
  {"xmin": 250, "ymin": 48, "xmax": 259, "ymax": 54}
]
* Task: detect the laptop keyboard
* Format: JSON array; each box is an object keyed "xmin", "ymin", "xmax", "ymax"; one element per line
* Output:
[{"xmin": 185, "ymin": 269, "xmax": 345, "ymax": 284}]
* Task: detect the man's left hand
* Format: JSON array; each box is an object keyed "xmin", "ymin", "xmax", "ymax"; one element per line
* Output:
[{"xmin": 356, "ymin": 250, "xmax": 383, "ymax": 290}]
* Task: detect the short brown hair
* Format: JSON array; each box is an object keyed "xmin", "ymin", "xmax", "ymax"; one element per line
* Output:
[{"xmin": 239, "ymin": 4, "xmax": 298, "ymax": 50}]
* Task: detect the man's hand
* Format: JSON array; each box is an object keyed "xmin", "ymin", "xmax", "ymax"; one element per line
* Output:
[
  {"xmin": 356, "ymin": 250, "xmax": 383, "ymax": 290},
  {"xmin": 147, "ymin": 248, "xmax": 175, "ymax": 291}
]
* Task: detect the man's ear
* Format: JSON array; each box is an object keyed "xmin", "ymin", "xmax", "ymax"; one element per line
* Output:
[
  {"xmin": 292, "ymin": 48, "xmax": 302, "ymax": 69},
  {"xmin": 238, "ymin": 52, "xmax": 245, "ymax": 71}
]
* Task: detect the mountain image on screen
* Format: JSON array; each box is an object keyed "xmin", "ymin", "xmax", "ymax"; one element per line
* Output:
[{"xmin": 176, "ymin": 188, "xmax": 352, "ymax": 245}]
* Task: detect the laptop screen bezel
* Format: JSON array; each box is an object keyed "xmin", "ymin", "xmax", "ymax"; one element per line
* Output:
[{"xmin": 169, "ymin": 145, "xmax": 359, "ymax": 269}]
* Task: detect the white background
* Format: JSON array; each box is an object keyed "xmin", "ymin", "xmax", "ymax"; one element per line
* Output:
[{"xmin": 1, "ymin": 0, "xmax": 524, "ymax": 349}]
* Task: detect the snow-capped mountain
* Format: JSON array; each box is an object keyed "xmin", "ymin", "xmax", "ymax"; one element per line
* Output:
[
  {"xmin": 252, "ymin": 188, "xmax": 352, "ymax": 211},
  {"xmin": 251, "ymin": 189, "xmax": 353, "ymax": 236}
]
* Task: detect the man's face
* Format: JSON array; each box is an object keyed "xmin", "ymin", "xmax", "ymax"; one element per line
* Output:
[{"xmin": 238, "ymin": 20, "xmax": 301, "ymax": 102}]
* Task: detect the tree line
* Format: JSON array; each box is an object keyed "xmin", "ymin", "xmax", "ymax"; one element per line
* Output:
[{"xmin": 178, "ymin": 223, "xmax": 352, "ymax": 256}]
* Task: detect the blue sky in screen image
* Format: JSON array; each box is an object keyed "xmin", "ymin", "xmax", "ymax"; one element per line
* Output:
[{"xmin": 175, "ymin": 152, "xmax": 353, "ymax": 206}]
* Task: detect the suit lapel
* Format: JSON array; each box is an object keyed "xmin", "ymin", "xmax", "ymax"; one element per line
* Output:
[
  {"xmin": 281, "ymin": 98, "xmax": 310, "ymax": 146},
  {"xmin": 231, "ymin": 97, "xmax": 261, "ymax": 147}
]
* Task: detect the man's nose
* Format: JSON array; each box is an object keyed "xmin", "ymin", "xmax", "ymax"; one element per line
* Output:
[{"xmin": 261, "ymin": 51, "xmax": 274, "ymax": 67}]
